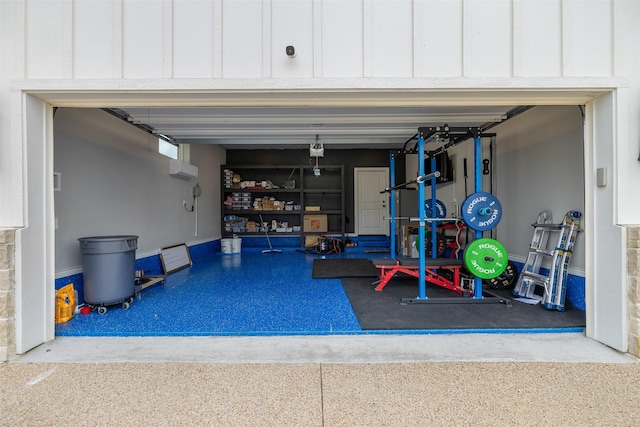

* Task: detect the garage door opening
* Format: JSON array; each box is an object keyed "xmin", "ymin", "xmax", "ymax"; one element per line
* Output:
[{"xmin": 51, "ymin": 104, "xmax": 587, "ymax": 337}]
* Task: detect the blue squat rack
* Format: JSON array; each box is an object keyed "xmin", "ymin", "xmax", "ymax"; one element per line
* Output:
[{"xmin": 385, "ymin": 125, "xmax": 507, "ymax": 304}]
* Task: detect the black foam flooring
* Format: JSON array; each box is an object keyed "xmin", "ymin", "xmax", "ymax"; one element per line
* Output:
[
  {"xmin": 341, "ymin": 277, "xmax": 586, "ymax": 331},
  {"xmin": 312, "ymin": 258, "xmax": 380, "ymax": 279}
]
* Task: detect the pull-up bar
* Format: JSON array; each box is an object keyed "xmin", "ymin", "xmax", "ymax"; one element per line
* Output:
[{"xmin": 379, "ymin": 172, "xmax": 441, "ymax": 194}]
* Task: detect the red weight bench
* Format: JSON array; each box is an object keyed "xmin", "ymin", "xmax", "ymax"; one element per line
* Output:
[{"xmin": 371, "ymin": 258, "xmax": 464, "ymax": 294}]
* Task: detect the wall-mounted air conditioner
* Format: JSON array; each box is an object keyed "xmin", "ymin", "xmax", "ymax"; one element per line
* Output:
[{"xmin": 169, "ymin": 159, "xmax": 199, "ymax": 180}]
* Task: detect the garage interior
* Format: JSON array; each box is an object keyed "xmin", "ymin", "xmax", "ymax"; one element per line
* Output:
[{"xmin": 52, "ymin": 102, "xmax": 587, "ymax": 336}]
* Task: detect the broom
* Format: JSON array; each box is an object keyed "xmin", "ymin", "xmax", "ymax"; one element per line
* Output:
[{"xmin": 258, "ymin": 213, "xmax": 282, "ymax": 254}]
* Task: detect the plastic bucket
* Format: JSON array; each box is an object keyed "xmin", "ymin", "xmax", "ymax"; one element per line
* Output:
[
  {"xmin": 231, "ymin": 237, "xmax": 242, "ymax": 254},
  {"xmin": 221, "ymin": 238, "xmax": 233, "ymax": 254},
  {"xmin": 78, "ymin": 235, "xmax": 137, "ymax": 305}
]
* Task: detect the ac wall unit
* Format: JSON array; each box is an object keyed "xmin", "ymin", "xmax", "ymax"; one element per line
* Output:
[{"xmin": 169, "ymin": 159, "xmax": 199, "ymax": 180}]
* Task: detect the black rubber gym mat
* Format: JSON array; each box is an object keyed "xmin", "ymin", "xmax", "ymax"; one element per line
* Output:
[
  {"xmin": 311, "ymin": 258, "xmax": 380, "ymax": 279},
  {"xmin": 341, "ymin": 277, "xmax": 586, "ymax": 331}
]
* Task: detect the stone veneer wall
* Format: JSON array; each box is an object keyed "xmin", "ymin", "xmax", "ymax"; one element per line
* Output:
[
  {"xmin": 0, "ymin": 229, "xmax": 16, "ymax": 362},
  {"xmin": 628, "ymin": 226, "xmax": 640, "ymax": 358}
]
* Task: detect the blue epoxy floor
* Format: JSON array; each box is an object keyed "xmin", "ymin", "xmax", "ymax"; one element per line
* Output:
[{"xmin": 56, "ymin": 251, "xmax": 373, "ymax": 337}]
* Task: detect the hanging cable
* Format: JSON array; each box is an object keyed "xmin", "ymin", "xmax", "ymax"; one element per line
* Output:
[{"xmin": 184, "ymin": 183, "xmax": 201, "ymax": 212}]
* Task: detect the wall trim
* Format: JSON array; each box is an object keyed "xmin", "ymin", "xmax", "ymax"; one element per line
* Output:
[
  {"xmin": 509, "ymin": 254, "xmax": 585, "ymax": 278},
  {"xmin": 55, "ymin": 236, "xmax": 220, "ymax": 279},
  {"xmin": 16, "ymin": 79, "xmax": 624, "ymax": 110}
]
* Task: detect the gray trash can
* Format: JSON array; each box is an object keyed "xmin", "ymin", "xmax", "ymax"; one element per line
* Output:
[{"xmin": 79, "ymin": 235, "xmax": 138, "ymax": 310}]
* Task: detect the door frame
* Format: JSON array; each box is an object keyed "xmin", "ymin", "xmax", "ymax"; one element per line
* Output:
[
  {"xmin": 11, "ymin": 87, "xmax": 627, "ymax": 353},
  {"xmin": 583, "ymin": 92, "xmax": 627, "ymax": 350},
  {"xmin": 15, "ymin": 93, "xmax": 56, "ymax": 353}
]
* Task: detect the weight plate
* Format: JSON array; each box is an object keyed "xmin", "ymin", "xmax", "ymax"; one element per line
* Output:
[
  {"xmin": 484, "ymin": 260, "xmax": 518, "ymax": 290},
  {"xmin": 464, "ymin": 238, "xmax": 508, "ymax": 280},
  {"xmin": 461, "ymin": 192, "xmax": 502, "ymax": 231},
  {"xmin": 414, "ymin": 231, "xmax": 446, "ymax": 257},
  {"xmin": 424, "ymin": 199, "xmax": 447, "ymax": 224}
]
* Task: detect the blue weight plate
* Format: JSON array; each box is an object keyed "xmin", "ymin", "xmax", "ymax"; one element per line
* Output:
[
  {"xmin": 424, "ymin": 199, "xmax": 447, "ymax": 224},
  {"xmin": 461, "ymin": 192, "xmax": 502, "ymax": 231}
]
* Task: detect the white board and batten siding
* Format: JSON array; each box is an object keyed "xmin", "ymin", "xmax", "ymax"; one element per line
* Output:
[{"xmin": 21, "ymin": 0, "xmax": 621, "ymax": 81}]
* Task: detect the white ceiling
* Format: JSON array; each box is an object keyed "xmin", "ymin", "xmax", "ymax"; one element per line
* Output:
[
  {"xmin": 116, "ymin": 105, "xmax": 519, "ymax": 149},
  {"xmin": 35, "ymin": 85, "xmax": 600, "ymax": 150}
]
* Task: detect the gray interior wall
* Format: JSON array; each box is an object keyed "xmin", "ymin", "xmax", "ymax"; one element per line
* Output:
[
  {"xmin": 404, "ymin": 106, "xmax": 585, "ymax": 271},
  {"xmin": 53, "ymin": 108, "xmax": 224, "ymax": 272},
  {"xmin": 493, "ymin": 106, "xmax": 585, "ymax": 270}
]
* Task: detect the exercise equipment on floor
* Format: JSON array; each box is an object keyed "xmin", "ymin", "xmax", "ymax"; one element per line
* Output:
[
  {"xmin": 512, "ymin": 210, "xmax": 582, "ymax": 311},
  {"xmin": 380, "ymin": 125, "xmax": 511, "ymax": 304},
  {"xmin": 484, "ymin": 260, "xmax": 518, "ymax": 290},
  {"xmin": 372, "ymin": 258, "xmax": 463, "ymax": 293},
  {"xmin": 441, "ymin": 259, "xmax": 518, "ymax": 290}
]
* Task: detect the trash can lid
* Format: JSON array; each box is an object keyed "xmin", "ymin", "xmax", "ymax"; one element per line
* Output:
[{"xmin": 78, "ymin": 235, "xmax": 138, "ymax": 242}]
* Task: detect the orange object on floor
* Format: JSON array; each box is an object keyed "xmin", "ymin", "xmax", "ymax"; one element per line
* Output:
[{"xmin": 55, "ymin": 283, "xmax": 76, "ymax": 323}]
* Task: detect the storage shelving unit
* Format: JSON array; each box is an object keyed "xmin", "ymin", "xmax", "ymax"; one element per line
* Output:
[
  {"xmin": 221, "ymin": 164, "xmax": 344, "ymax": 246},
  {"xmin": 301, "ymin": 165, "xmax": 345, "ymax": 242}
]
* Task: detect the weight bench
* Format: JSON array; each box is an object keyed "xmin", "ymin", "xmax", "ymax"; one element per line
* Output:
[{"xmin": 371, "ymin": 258, "xmax": 464, "ymax": 294}]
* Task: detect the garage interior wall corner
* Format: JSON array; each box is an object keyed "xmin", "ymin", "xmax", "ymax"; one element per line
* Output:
[{"xmin": 53, "ymin": 108, "xmax": 224, "ymax": 273}]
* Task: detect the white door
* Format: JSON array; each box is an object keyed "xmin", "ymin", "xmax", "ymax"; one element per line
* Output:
[
  {"xmin": 354, "ymin": 168, "xmax": 389, "ymax": 235},
  {"xmin": 16, "ymin": 95, "xmax": 55, "ymax": 353}
]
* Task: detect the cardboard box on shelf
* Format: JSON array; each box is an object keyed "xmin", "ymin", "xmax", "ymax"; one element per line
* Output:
[
  {"xmin": 257, "ymin": 198, "xmax": 275, "ymax": 210},
  {"xmin": 305, "ymin": 206, "xmax": 321, "ymax": 211},
  {"xmin": 303, "ymin": 214, "xmax": 328, "ymax": 232}
]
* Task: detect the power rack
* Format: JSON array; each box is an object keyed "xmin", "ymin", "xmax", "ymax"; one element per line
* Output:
[{"xmin": 380, "ymin": 125, "xmax": 509, "ymax": 304}]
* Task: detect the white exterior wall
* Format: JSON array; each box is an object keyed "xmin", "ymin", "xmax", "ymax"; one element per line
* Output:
[
  {"xmin": 1, "ymin": 0, "xmax": 639, "ymax": 355},
  {"xmin": 3, "ymin": 0, "xmax": 626, "ymax": 80},
  {"xmin": 0, "ymin": 0, "xmax": 637, "ymax": 223}
]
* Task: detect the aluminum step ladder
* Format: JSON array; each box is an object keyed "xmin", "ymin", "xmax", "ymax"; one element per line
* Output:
[{"xmin": 513, "ymin": 210, "xmax": 582, "ymax": 311}]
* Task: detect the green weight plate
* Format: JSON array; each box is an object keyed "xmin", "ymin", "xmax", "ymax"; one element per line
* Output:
[{"xmin": 464, "ymin": 238, "xmax": 508, "ymax": 280}]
